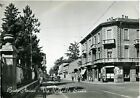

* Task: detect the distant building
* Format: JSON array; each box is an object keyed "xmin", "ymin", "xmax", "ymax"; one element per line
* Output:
[
  {"xmin": 67, "ymin": 58, "xmax": 81, "ymax": 81},
  {"xmin": 0, "ymin": 30, "xmax": 2, "ymax": 77},
  {"xmin": 41, "ymin": 53, "xmax": 46, "ymax": 66},
  {"xmin": 0, "ymin": 31, "xmax": 1, "ymax": 45},
  {"xmin": 58, "ymin": 63, "xmax": 69, "ymax": 79},
  {"xmin": 58, "ymin": 58, "xmax": 82, "ymax": 81},
  {"xmin": 80, "ymin": 15, "xmax": 139, "ymax": 82}
]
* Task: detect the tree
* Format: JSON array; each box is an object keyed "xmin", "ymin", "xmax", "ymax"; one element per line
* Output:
[
  {"xmin": 54, "ymin": 56, "xmax": 64, "ymax": 66},
  {"xmin": 2, "ymin": 3, "xmax": 20, "ymax": 43},
  {"xmin": 52, "ymin": 56, "xmax": 64, "ymax": 75},
  {"xmin": 1, "ymin": 4, "xmax": 43, "ymax": 82},
  {"xmin": 49, "ymin": 68, "xmax": 55, "ymax": 76},
  {"xmin": 65, "ymin": 41, "xmax": 80, "ymax": 62},
  {"xmin": 15, "ymin": 5, "xmax": 41, "ymax": 67},
  {"xmin": 17, "ymin": 5, "xmax": 41, "ymax": 81}
]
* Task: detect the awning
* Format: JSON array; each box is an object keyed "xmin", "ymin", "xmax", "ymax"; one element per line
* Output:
[
  {"xmin": 105, "ymin": 66, "xmax": 114, "ymax": 68},
  {"xmin": 80, "ymin": 69, "xmax": 86, "ymax": 75}
]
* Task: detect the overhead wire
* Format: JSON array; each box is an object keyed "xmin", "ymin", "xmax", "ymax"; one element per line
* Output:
[{"xmin": 82, "ymin": 1, "xmax": 116, "ymax": 39}]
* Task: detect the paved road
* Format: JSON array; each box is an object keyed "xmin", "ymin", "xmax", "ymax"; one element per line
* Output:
[{"xmin": 34, "ymin": 80, "xmax": 139, "ymax": 98}]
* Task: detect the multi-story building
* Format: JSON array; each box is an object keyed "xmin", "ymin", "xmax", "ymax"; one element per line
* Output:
[{"xmin": 80, "ymin": 15, "xmax": 139, "ymax": 82}]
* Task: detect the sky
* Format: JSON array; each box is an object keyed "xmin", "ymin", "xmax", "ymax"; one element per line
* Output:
[{"xmin": 0, "ymin": 0, "xmax": 139, "ymax": 72}]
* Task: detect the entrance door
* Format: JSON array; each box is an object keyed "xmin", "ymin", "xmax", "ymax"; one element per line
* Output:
[
  {"xmin": 106, "ymin": 67, "xmax": 114, "ymax": 81},
  {"xmin": 123, "ymin": 67, "xmax": 130, "ymax": 81}
]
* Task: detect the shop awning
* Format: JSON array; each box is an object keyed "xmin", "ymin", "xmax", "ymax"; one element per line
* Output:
[
  {"xmin": 105, "ymin": 66, "xmax": 114, "ymax": 68},
  {"xmin": 80, "ymin": 69, "xmax": 86, "ymax": 75}
]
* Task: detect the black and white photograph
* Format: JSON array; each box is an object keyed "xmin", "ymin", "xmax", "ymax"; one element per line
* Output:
[{"xmin": 0, "ymin": 0, "xmax": 139, "ymax": 98}]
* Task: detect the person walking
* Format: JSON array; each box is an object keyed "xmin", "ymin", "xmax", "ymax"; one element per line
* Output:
[
  {"xmin": 72, "ymin": 76, "xmax": 74, "ymax": 81},
  {"xmin": 78, "ymin": 75, "xmax": 80, "ymax": 82}
]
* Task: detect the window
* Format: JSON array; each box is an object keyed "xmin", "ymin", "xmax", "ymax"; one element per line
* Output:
[
  {"xmin": 98, "ymin": 48, "xmax": 101, "ymax": 59},
  {"xmin": 137, "ymin": 49, "xmax": 139, "ymax": 58},
  {"xmin": 85, "ymin": 42, "xmax": 87, "ymax": 50},
  {"xmin": 124, "ymin": 45, "xmax": 129, "ymax": 58},
  {"xmin": 107, "ymin": 50, "xmax": 112, "ymax": 58},
  {"xmin": 137, "ymin": 30, "xmax": 139, "ymax": 39},
  {"xmin": 94, "ymin": 36, "xmax": 96, "ymax": 44},
  {"xmin": 106, "ymin": 29, "xmax": 113, "ymax": 39},
  {"xmin": 97, "ymin": 33, "xmax": 100, "ymax": 44},
  {"xmin": 89, "ymin": 39, "xmax": 91, "ymax": 46},
  {"xmin": 124, "ymin": 29, "xmax": 129, "ymax": 40}
]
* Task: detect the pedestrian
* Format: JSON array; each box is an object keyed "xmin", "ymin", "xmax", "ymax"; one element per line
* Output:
[
  {"xmin": 78, "ymin": 76, "xmax": 80, "ymax": 82},
  {"xmin": 39, "ymin": 76, "xmax": 43, "ymax": 85},
  {"xmin": 72, "ymin": 76, "xmax": 74, "ymax": 81}
]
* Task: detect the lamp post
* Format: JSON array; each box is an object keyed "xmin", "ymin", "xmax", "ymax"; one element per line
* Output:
[{"xmin": 1, "ymin": 34, "xmax": 18, "ymax": 98}]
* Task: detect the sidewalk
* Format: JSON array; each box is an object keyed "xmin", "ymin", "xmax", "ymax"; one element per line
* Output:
[{"xmin": 62, "ymin": 78, "xmax": 140, "ymax": 85}]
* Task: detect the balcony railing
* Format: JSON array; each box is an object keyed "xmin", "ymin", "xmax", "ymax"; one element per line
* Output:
[
  {"xmin": 103, "ymin": 39, "xmax": 115, "ymax": 45},
  {"xmin": 90, "ymin": 44, "xmax": 97, "ymax": 50},
  {"xmin": 93, "ymin": 58, "xmax": 139, "ymax": 64},
  {"xmin": 86, "ymin": 61, "xmax": 93, "ymax": 66},
  {"xmin": 82, "ymin": 50, "xmax": 86, "ymax": 54},
  {"xmin": 134, "ymin": 39, "xmax": 140, "ymax": 45}
]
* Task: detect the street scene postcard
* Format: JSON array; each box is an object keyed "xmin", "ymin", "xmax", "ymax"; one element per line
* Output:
[{"xmin": 0, "ymin": 0, "xmax": 139, "ymax": 98}]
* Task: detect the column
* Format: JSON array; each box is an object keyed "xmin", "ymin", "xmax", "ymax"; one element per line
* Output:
[
  {"xmin": 86, "ymin": 68, "xmax": 89, "ymax": 81},
  {"xmin": 114, "ymin": 66, "xmax": 124, "ymax": 83},
  {"xmin": 101, "ymin": 67, "xmax": 106, "ymax": 82},
  {"xmin": 130, "ymin": 67, "xmax": 136, "ymax": 82},
  {"xmin": 92, "ymin": 68, "xmax": 95, "ymax": 81},
  {"xmin": 96, "ymin": 68, "xmax": 99, "ymax": 81}
]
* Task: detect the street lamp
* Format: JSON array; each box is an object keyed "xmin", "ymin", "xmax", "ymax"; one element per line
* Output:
[{"xmin": 1, "ymin": 34, "xmax": 18, "ymax": 97}]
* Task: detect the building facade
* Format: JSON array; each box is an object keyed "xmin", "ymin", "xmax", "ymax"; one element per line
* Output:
[
  {"xmin": 58, "ymin": 58, "xmax": 82, "ymax": 81},
  {"xmin": 58, "ymin": 63, "xmax": 69, "ymax": 79},
  {"xmin": 80, "ymin": 16, "xmax": 139, "ymax": 82},
  {"xmin": 67, "ymin": 58, "xmax": 81, "ymax": 81}
]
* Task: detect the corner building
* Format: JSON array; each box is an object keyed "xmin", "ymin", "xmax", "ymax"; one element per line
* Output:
[{"xmin": 80, "ymin": 16, "xmax": 139, "ymax": 83}]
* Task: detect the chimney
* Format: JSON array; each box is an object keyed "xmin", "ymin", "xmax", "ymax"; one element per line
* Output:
[
  {"xmin": 107, "ymin": 19, "xmax": 109, "ymax": 21},
  {"xmin": 122, "ymin": 15, "xmax": 124, "ymax": 18},
  {"xmin": 125, "ymin": 16, "xmax": 127, "ymax": 18}
]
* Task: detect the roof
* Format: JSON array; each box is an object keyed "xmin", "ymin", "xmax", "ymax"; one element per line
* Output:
[{"xmin": 80, "ymin": 18, "xmax": 139, "ymax": 44}]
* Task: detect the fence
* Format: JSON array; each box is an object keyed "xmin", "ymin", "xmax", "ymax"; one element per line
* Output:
[{"xmin": 1, "ymin": 57, "xmax": 39, "ymax": 98}]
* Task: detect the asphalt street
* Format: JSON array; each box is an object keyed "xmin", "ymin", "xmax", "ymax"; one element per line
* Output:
[{"xmin": 34, "ymin": 80, "xmax": 139, "ymax": 98}]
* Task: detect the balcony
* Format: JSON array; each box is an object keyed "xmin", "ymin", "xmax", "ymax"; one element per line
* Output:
[
  {"xmin": 103, "ymin": 39, "xmax": 115, "ymax": 48},
  {"xmin": 86, "ymin": 61, "xmax": 93, "ymax": 66},
  {"xmin": 103, "ymin": 39, "xmax": 115, "ymax": 45},
  {"xmin": 93, "ymin": 58, "xmax": 139, "ymax": 64},
  {"xmin": 82, "ymin": 50, "xmax": 86, "ymax": 54},
  {"xmin": 82, "ymin": 50, "xmax": 87, "ymax": 58},
  {"xmin": 90, "ymin": 44, "xmax": 96, "ymax": 50},
  {"xmin": 134, "ymin": 39, "xmax": 140, "ymax": 48}
]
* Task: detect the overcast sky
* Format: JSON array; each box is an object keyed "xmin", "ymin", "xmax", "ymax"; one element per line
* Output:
[{"xmin": 0, "ymin": 0, "xmax": 139, "ymax": 72}]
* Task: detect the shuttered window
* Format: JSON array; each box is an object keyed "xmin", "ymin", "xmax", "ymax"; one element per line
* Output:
[
  {"xmin": 107, "ymin": 49, "xmax": 112, "ymax": 58},
  {"xmin": 106, "ymin": 29, "xmax": 113, "ymax": 39},
  {"xmin": 124, "ymin": 45, "xmax": 129, "ymax": 58},
  {"xmin": 124, "ymin": 29, "xmax": 129, "ymax": 40}
]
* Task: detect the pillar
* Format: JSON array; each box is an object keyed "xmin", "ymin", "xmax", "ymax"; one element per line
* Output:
[
  {"xmin": 130, "ymin": 67, "xmax": 136, "ymax": 82},
  {"xmin": 92, "ymin": 68, "xmax": 95, "ymax": 81},
  {"xmin": 96, "ymin": 68, "xmax": 99, "ymax": 81},
  {"xmin": 86, "ymin": 68, "xmax": 89, "ymax": 81},
  {"xmin": 101, "ymin": 67, "xmax": 106, "ymax": 82},
  {"xmin": 1, "ymin": 34, "xmax": 18, "ymax": 98},
  {"xmin": 114, "ymin": 66, "xmax": 124, "ymax": 83}
]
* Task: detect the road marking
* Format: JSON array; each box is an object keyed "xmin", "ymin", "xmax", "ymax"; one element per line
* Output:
[
  {"xmin": 137, "ymin": 96, "xmax": 140, "ymax": 98},
  {"xmin": 103, "ymin": 90, "xmax": 132, "ymax": 98},
  {"xmin": 61, "ymin": 93, "xmax": 69, "ymax": 98}
]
